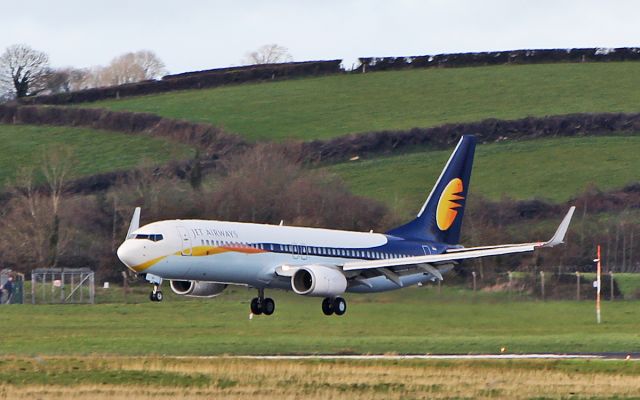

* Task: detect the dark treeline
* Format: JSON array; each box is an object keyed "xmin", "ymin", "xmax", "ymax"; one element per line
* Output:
[
  {"xmin": 0, "ymin": 145, "xmax": 393, "ymax": 281},
  {"xmin": 356, "ymin": 47, "xmax": 640, "ymax": 72},
  {"xmin": 290, "ymin": 113, "xmax": 640, "ymax": 163},
  {"xmin": 462, "ymin": 186, "xmax": 640, "ymax": 274},
  {"xmin": 17, "ymin": 60, "xmax": 342, "ymax": 105}
]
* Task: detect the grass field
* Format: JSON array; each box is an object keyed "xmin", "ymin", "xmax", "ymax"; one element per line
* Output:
[
  {"xmin": 3, "ymin": 287, "xmax": 639, "ymax": 356},
  {"xmin": 328, "ymin": 136, "xmax": 640, "ymax": 214},
  {"xmin": 86, "ymin": 62, "xmax": 640, "ymax": 141},
  {"xmin": 1, "ymin": 357, "xmax": 640, "ymax": 399},
  {"xmin": 0, "ymin": 124, "xmax": 193, "ymax": 187}
]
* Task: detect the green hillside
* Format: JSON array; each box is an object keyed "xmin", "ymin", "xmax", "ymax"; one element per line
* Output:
[
  {"xmin": 0, "ymin": 124, "xmax": 193, "ymax": 187},
  {"xmin": 329, "ymin": 136, "xmax": 640, "ymax": 214},
  {"xmin": 87, "ymin": 62, "xmax": 640, "ymax": 141}
]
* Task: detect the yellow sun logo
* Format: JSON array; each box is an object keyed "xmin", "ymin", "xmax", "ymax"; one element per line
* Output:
[{"xmin": 436, "ymin": 178, "xmax": 465, "ymax": 231}]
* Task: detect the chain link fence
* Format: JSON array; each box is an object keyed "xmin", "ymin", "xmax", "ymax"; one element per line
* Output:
[{"xmin": 30, "ymin": 268, "xmax": 95, "ymax": 304}]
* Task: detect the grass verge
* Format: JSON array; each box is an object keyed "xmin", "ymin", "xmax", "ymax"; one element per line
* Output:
[
  {"xmin": 1, "ymin": 357, "xmax": 639, "ymax": 399},
  {"xmin": 2, "ymin": 287, "xmax": 639, "ymax": 356}
]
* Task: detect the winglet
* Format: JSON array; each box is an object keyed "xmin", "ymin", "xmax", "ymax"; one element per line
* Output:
[
  {"xmin": 125, "ymin": 207, "xmax": 141, "ymax": 240},
  {"xmin": 542, "ymin": 206, "xmax": 576, "ymax": 248}
]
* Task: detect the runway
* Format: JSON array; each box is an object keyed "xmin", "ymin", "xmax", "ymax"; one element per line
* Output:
[{"xmin": 201, "ymin": 353, "xmax": 640, "ymax": 361}]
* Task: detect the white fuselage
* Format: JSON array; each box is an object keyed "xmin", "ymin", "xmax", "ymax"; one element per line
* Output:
[{"xmin": 117, "ymin": 219, "xmax": 446, "ymax": 293}]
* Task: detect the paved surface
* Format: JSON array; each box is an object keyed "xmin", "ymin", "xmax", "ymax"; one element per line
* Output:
[{"xmin": 188, "ymin": 353, "xmax": 640, "ymax": 360}]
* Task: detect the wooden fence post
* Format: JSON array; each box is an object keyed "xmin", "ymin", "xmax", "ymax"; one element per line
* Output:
[
  {"xmin": 610, "ymin": 270, "xmax": 614, "ymax": 301},
  {"xmin": 472, "ymin": 271, "xmax": 477, "ymax": 293}
]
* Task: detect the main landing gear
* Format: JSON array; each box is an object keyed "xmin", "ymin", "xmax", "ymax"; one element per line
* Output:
[
  {"xmin": 322, "ymin": 297, "xmax": 347, "ymax": 316},
  {"xmin": 250, "ymin": 288, "xmax": 275, "ymax": 316}
]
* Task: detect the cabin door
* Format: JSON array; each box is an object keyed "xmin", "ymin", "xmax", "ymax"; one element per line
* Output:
[{"xmin": 177, "ymin": 227, "xmax": 192, "ymax": 256}]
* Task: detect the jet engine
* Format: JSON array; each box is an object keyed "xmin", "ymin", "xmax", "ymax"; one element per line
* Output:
[
  {"xmin": 169, "ymin": 280, "xmax": 227, "ymax": 298},
  {"xmin": 291, "ymin": 265, "xmax": 347, "ymax": 297}
]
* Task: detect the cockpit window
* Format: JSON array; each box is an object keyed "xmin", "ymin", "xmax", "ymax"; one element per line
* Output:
[{"xmin": 134, "ymin": 234, "xmax": 163, "ymax": 242}]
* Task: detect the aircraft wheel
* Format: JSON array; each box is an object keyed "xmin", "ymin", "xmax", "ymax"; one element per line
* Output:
[
  {"xmin": 333, "ymin": 297, "xmax": 347, "ymax": 316},
  {"xmin": 149, "ymin": 292, "xmax": 156, "ymax": 302},
  {"xmin": 322, "ymin": 297, "xmax": 334, "ymax": 316},
  {"xmin": 155, "ymin": 291, "xmax": 164, "ymax": 302},
  {"xmin": 250, "ymin": 297, "xmax": 263, "ymax": 315},
  {"xmin": 263, "ymin": 298, "xmax": 275, "ymax": 315}
]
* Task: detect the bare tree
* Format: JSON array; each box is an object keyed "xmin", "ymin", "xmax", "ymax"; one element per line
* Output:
[
  {"xmin": 243, "ymin": 44, "xmax": 293, "ymax": 65},
  {"xmin": 99, "ymin": 50, "xmax": 166, "ymax": 86},
  {"xmin": 133, "ymin": 50, "xmax": 167, "ymax": 80},
  {"xmin": 0, "ymin": 44, "xmax": 50, "ymax": 98},
  {"xmin": 42, "ymin": 67, "xmax": 89, "ymax": 93}
]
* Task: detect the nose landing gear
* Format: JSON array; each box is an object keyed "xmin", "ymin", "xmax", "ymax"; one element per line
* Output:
[
  {"xmin": 142, "ymin": 273, "xmax": 164, "ymax": 302},
  {"xmin": 322, "ymin": 297, "xmax": 346, "ymax": 316},
  {"xmin": 250, "ymin": 288, "xmax": 275, "ymax": 316},
  {"xmin": 150, "ymin": 285, "xmax": 163, "ymax": 302}
]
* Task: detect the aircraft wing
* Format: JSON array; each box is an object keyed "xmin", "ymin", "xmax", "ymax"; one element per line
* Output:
[{"xmin": 342, "ymin": 206, "xmax": 575, "ymax": 272}]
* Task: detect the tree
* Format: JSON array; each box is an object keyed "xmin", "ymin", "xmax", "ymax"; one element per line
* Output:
[
  {"xmin": 43, "ymin": 67, "xmax": 89, "ymax": 94},
  {"xmin": 0, "ymin": 44, "xmax": 50, "ymax": 98},
  {"xmin": 100, "ymin": 50, "xmax": 166, "ymax": 86},
  {"xmin": 243, "ymin": 44, "xmax": 293, "ymax": 65}
]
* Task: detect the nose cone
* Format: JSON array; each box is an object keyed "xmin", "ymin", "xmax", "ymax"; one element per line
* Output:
[{"xmin": 117, "ymin": 240, "xmax": 138, "ymax": 270}]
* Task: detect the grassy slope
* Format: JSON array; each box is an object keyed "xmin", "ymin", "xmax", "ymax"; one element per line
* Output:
[
  {"xmin": 86, "ymin": 62, "xmax": 640, "ymax": 141},
  {"xmin": 2, "ymin": 287, "xmax": 639, "ymax": 356},
  {"xmin": 0, "ymin": 124, "xmax": 193, "ymax": 187},
  {"xmin": 328, "ymin": 136, "xmax": 640, "ymax": 214}
]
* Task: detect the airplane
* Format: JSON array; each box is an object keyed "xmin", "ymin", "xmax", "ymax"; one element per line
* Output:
[{"xmin": 117, "ymin": 135, "xmax": 575, "ymax": 316}]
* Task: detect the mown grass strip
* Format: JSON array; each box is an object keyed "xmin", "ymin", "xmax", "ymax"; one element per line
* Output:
[{"xmin": 2, "ymin": 288, "xmax": 639, "ymax": 356}]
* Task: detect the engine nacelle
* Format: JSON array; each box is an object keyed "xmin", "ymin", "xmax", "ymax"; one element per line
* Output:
[
  {"xmin": 291, "ymin": 265, "xmax": 347, "ymax": 297},
  {"xmin": 169, "ymin": 280, "xmax": 227, "ymax": 298}
]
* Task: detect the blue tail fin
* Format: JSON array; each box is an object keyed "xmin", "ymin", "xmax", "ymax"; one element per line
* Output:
[{"xmin": 386, "ymin": 135, "xmax": 476, "ymax": 244}]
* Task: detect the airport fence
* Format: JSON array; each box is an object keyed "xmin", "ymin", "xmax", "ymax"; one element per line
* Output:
[
  {"xmin": 461, "ymin": 269, "xmax": 640, "ymax": 300},
  {"xmin": 30, "ymin": 268, "xmax": 95, "ymax": 304}
]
